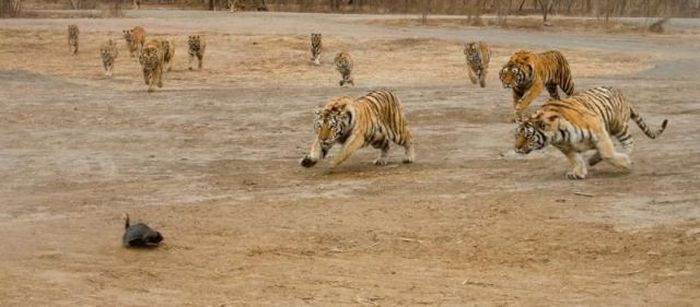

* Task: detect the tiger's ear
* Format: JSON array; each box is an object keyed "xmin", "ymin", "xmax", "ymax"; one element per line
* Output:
[
  {"xmin": 463, "ymin": 44, "xmax": 468, "ymax": 54},
  {"xmin": 313, "ymin": 107, "xmax": 322, "ymax": 116}
]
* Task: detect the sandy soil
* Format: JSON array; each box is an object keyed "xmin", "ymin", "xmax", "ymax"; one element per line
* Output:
[{"xmin": 0, "ymin": 11, "xmax": 698, "ymax": 306}]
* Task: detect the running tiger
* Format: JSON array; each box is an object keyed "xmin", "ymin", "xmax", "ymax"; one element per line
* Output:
[
  {"xmin": 515, "ymin": 86, "xmax": 667, "ymax": 180},
  {"xmin": 67, "ymin": 24, "xmax": 79, "ymax": 55},
  {"xmin": 500, "ymin": 49, "xmax": 574, "ymax": 120},
  {"xmin": 187, "ymin": 35, "xmax": 206, "ymax": 70},
  {"xmin": 464, "ymin": 41, "xmax": 491, "ymax": 88},
  {"xmin": 300, "ymin": 90, "xmax": 415, "ymax": 167},
  {"xmin": 123, "ymin": 26, "xmax": 146, "ymax": 58},
  {"xmin": 100, "ymin": 39, "xmax": 119, "ymax": 77},
  {"xmin": 139, "ymin": 39, "xmax": 165, "ymax": 92},
  {"xmin": 334, "ymin": 51, "xmax": 354, "ymax": 86},
  {"xmin": 160, "ymin": 39, "xmax": 175, "ymax": 72},
  {"xmin": 310, "ymin": 33, "xmax": 322, "ymax": 65}
]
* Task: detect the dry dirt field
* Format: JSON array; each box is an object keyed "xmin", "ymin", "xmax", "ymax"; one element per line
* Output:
[{"xmin": 0, "ymin": 11, "xmax": 698, "ymax": 306}]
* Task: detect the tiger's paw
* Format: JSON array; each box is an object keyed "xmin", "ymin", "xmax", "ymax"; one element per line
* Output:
[
  {"xmin": 300, "ymin": 155, "xmax": 317, "ymax": 168},
  {"xmin": 565, "ymin": 171, "xmax": 586, "ymax": 180},
  {"xmin": 373, "ymin": 159, "xmax": 388, "ymax": 166}
]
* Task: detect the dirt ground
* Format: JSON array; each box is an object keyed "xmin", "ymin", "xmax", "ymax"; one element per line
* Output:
[{"xmin": 0, "ymin": 11, "xmax": 698, "ymax": 306}]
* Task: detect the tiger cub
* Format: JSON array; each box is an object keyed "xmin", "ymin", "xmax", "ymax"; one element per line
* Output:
[
  {"xmin": 67, "ymin": 24, "xmax": 79, "ymax": 55},
  {"xmin": 515, "ymin": 86, "xmax": 667, "ymax": 180},
  {"xmin": 500, "ymin": 49, "xmax": 574, "ymax": 120},
  {"xmin": 100, "ymin": 39, "xmax": 119, "ymax": 77},
  {"xmin": 139, "ymin": 39, "xmax": 165, "ymax": 92},
  {"xmin": 160, "ymin": 39, "xmax": 175, "ymax": 72},
  {"xmin": 464, "ymin": 41, "xmax": 491, "ymax": 88},
  {"xmin": 187, "ymin": 35, "xmax": 206, "ymax": 70},
  {"xmin": 300, "ymin": 90, "xmax": 415, "ymax": 167},
  {"xmin": 334, "ymin": 51, "xmax": 354, "ymax": 86},
  {"xmin": 123, "ymin": 26, "xmax": 146, "ymax": 58},
  {"xmin": 310, "ymin": 33, "xmax": 322, "ymax": 65}
]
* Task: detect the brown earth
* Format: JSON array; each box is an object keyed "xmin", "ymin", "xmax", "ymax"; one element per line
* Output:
[{"xmin": 0, "ymin": 11, "xmax": 698, "ymax": 306}]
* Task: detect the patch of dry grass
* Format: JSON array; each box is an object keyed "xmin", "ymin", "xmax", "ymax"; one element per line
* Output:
[{"xmin": 0, "ymin": 29, "xmax": 655, "ymax": 91}]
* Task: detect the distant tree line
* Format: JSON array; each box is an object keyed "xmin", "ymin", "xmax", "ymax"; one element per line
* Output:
[{"xmin": 6, "ymin": 0, "xmax": 700, "ymax": 17}]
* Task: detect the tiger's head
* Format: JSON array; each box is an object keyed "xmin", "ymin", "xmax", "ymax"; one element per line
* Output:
[
  {"xmin": 315, "ymin": 97, "xmax": 353, "ymax": 146},
  {"xmin": 139, "ymin": 45, "xmax": 160, "ymax": 70},
  {"xmin": 188, "ymin": 35, "xmax": 201, "ymax": 52},
  {"xmin": 514, "ymin": 109, "xmax": 561, "ymax": 154},
  {"xmin": 122, "ymin": 29, "xmax": 134, "ymax": 42},
  {"xmin": 463, "ymin": 42, "xmax": 481, "ymax": 63},
  {"xmin": 311, "ymin": 33, "xmax": 322, "ymax": 43},
  {"xmin": 500, "ymin": 50, "xmax": 535, "ymax": 89},
  {"xmin": 301, "ymin": 97, "xmax": 354, "ymax": 168}
]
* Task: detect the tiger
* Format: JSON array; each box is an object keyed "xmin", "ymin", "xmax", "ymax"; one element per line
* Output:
[
  {"xmin": 187, "ymin": 35, "xmax": 206, "ymax": 70},
  {"xmin": 334, "ymin": 51, "xmax": 354, "ymax": 87},
  {"xmin": 310, "ymin": 33, "xmax": 322, "ymax": 65},
  {"xmin": 300, "ymin": 89, "xmax": 415, "ymax": 168},
  {"xmin": 500, "ymin": 49, "xmax": 574, "ymax": 120},
  {"xmin": 67, "ymin": 24, "xmax": 79, "ymax": 55},
  {"xmin": 515, "ymin": 86, "xmax": 667, "ymax": 180},
  {"xmin": 123, "ymin": 26, "xmax": 146, "ymax": 58},
  {"xmin": 100, "ymin": 39, "xmax": 119, "ymax": 77},
  {"xmin": 160, "ymin": 39, "xmax": 175, "ymax": 72},
  {"xmin": 464, "ymin": 41, "xmax": 491, "ymax": 88},
  {"xmin": 139, "ymin": 39, "xmax": 165, "ymax": 93}
]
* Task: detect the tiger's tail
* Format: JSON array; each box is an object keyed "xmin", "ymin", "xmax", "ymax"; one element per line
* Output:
[
  {"xmin": 631, "ymin": 107, "xmax": 668, "ymax": 139},
  {"xmin": 556, "ymin": 52, "xmax": 575, "ymax": 96}
]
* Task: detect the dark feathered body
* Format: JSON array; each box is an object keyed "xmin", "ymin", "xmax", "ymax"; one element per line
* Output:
[{"xmin": 122, "ymin": 214, "xmax": 163, "ymax": 247}]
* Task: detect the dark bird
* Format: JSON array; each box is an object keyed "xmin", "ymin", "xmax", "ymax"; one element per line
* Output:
[{"xmin": 122, "ymin": 213, "xmax": 163, "ymax": 248}]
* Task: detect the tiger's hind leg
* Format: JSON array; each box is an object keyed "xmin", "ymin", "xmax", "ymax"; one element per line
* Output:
[
  {"xmin": 590, "ymin": 128, "xmax": 634, "ymax": 167},
  {"xmin": 372, "ymin": 140, "xmax": 390, "ymax": 166},
  {"xmin": 546, "ymin": 82, "xmax": 560, "ymax": 99},
  {"xmin": 596, "ymin": 133, "xmax": 631, "ymax": 171}
]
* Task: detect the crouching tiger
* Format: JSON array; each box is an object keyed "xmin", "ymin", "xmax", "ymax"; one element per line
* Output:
[
  {"xmin": 300, "ymin": 90, "xmax": 415, "ymax": 167},
  {"xmin": 515, "ymin": 86, "xmax": 667, "ymax": 180}
]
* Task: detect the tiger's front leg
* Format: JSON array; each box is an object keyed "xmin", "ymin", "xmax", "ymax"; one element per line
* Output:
[
  {"xmin": 333, "ymin": 134, "xmax": 365, "ymax": 166},
  {"xmin": 300, "ymin": 137, "xmax": 330, "ymax": 168},
  {"xmin": 478, "ymin": 68, "xmax": 487, "ymax": 88},
  {"xmin": 513, "ymin": 83, "xmax": 543, "ymax": 120},
  {"xmin": 197, "ymin": 54, "xmax": 204, "ymax": 70},
  {"xmin": 564, "ymin": 151, "xmax": 588, "ymax": 180},
  {"xmin": 467, "ymin": 69, "xmax": 478, "ymax": 85}
]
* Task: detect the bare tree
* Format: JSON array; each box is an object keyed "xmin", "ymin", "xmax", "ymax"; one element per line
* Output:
[{"xmin": 0, "ymin": 0, "xmax": 22, "ymax": 17}]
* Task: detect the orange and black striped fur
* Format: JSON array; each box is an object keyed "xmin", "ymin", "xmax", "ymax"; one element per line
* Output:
[
  {"xmin": 334, "ymin": 51, "xmax": 354, "ymax": 86},
  {"xmin": 300, "ymin": 90, "xmax": 415, "ymax": 167},
  {"xmin": 188, "ymin": 35, "xmax": 206, "ymax": 70},
  {"xmin": 160, "ymin": 39, "xmax": 175, "ymax": 72},
  {"xmin": 67, "ymin": 24, "xmax": 79, "ymax": 55},
  {"xmin": 139, "ymin": 39, "xmax": 164, "ymax": 92},
  {"xmin": 464, "ymin": 41, "xmax": 491, "ymax": 88},
  {"xmin": 123, "ymin": 26, "xmax": 146, "ymax": 58},
  {"xmin": 100, "ymin": 39, "xmax": 119, "ymax": 77},
  {"xmin": 500, "ymin": 50, "xmax": 574, "ymax": 120},
  {"xmin": 310, "ymin": 33, "xmax": 322, "ymax": 65},
  {"xmin": 515, "ymin": 86, "xmax": 667, "ymax": 180}
]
